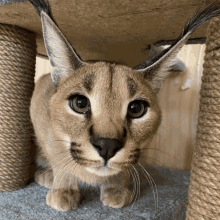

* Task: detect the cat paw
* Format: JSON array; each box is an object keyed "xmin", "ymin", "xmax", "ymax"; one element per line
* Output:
[
  {"xmin": 101, "ymin": 187, "xmax": 132, "ymax": 208},
  {"xmin": 46, "ymin": 189, "xmax": 80, "ymax": 211},
  {"xmin": 35, "ymin": 168, "xmax": 53, "ymax": 188}
]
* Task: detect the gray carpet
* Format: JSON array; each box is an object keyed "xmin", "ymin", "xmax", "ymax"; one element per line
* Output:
[{"xmin": 0, "ymin": 165, "xmax": 189, "ymax": 220}]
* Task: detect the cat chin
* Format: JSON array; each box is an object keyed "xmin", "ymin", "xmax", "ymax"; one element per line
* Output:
[{"xmin": 85, "ymin": 166, "xmax": 119, "ymax": 176}]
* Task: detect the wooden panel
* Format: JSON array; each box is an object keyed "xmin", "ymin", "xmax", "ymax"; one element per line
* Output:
[
  {"xmin": 141, "ymin": 44, "xmax": 205, "ymax": 170},
  {"xmin": 35, "ymin": 44, "xmax": 205, "ymax": 170},
  {"xmin": 35, "ymin": 57, "xmax": 51, "ymax": 82}
]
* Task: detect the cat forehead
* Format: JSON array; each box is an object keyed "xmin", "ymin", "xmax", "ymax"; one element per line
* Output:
[{"xmin": 60, "ymin": 62, "xmax": 153, "ymax": 98}]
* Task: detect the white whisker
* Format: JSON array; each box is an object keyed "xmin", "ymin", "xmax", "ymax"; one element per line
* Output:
[
  {"xmin": 127, "ymin": 168, "xmax": 136, "ymax": 205},
  {"xmin": 140, "ymin": 147, "xmax": 175, "ymax": 160},
  {"xmin": 39, "ymin": 155, "xmax": 71, "ymax": 177},
  {"xmin": 57, "ymin": 162, "xmax": 73, "ymax": 190},
  {"xmin": 50, "ymin": 158, "xmax": 73, "ymax": 204},
  {"xmin": 131, "ymin": 165, "xmax": 140, "ymax": 206},
  {"xmin": 52, "ymin": 157, "xmax": 73, "ymax": 190},
  {"xmin": 68, "ymin": 162, "xmax": 79, "ymax": 209},
  {"xmin": 129, "ymin": 164, "xmax": 140, "ymax": 209},
  {"xmin": 138, "ymin": 163, "xmax": 158, "ymax": 213},
  {"xmin": 68, "ymin": 162, "xmax": 79, "ymax": 190}
]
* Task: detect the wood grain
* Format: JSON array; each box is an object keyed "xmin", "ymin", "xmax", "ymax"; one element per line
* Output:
[{"xmin": 141, "ymin": 44, "xmax": 205, "ymax": 170}]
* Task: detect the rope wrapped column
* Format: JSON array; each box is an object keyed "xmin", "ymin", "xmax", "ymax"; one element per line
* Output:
[
  {"xmin": 186, "ymin": 18, "xmax": 220, "ymax": 219},
  {"xmin": 0, "ymin": 23, "xmax": 36, "ymax": 192}
]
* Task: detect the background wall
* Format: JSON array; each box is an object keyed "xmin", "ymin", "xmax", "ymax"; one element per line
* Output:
[
  {"xmin": 35, "ymin": 56, "xmax": 52, "ymax": 82},
  {"xmin": 144, "ymin": 44, "xmax": 205, "ymax": 171},
  {"xmin": 35, "ymin": 44, "xmax": 205, "ymax": 171}
]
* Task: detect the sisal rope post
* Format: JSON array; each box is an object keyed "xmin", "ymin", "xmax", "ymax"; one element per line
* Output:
[
  {"xmin": 186, "ymin": 17, "xmax": 220, "ymax": 219},
  {"xmin": 0, "ymin": 23, "xmax": 36, "ymax": 192}
]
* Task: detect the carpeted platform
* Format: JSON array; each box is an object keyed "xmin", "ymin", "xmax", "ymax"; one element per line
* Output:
[{"xmin": 0, "ymin": 166, "xmax": 189, "ymax": 220}]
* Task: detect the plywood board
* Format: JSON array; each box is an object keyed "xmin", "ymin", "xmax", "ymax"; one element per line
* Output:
[{"xmin": 0, "ymin": 0, "xmax": 208, "ymax": 67}]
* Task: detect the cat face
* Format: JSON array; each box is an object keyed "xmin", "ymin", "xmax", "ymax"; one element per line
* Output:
[{"xmin": 49, "ymin": 62, "xmax": 162, "ymax": 176}]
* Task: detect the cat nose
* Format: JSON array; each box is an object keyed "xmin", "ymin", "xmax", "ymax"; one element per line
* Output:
[{"xmin": 90, "ymin": 138, "xmax": 122, "ymax": 164}]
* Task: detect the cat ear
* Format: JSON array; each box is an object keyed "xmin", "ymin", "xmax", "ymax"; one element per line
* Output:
[
  {"xmin": 41, "ymin": 11, "xmax": 86, "ymax": 85},
  {"xmin": 133, "ymin": 36, "xmax": 189, "ymax": 93},
  {"xmin": 28, "ymin": 0, "xmax": 86, "ymax": 85},
  {"xmin": 133, "ymin": 2, "xmax": 220, "ymax": 93},
  {"xmin": 146, "ymin": 44, "xmax": 186, "ymax": 72}
]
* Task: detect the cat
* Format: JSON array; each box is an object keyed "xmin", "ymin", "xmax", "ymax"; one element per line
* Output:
[{"xmin": 29, "ymin": 0, "xmax": 220, "ymax": 211}]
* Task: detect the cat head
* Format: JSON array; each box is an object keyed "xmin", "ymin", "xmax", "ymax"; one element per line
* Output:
[
  {"xmin": 40, "ymin": 9, "xmax": 164, "ymax": 176},
  {"xmin": 49, "ymin": 61, "xmax": 162, "ymax": 176},
  {"xmin": 29, "ymin": 0, "xmax": 220, "ymax": 176}
]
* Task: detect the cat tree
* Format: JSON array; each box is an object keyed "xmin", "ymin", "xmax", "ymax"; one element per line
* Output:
[
  {"xmin": 186, "ymin": 17, "xmax": 220, "ymax": 219},
  {"xmin": 0, "ymin": 0, "xmax": 220, "ymax": 219},
  {"xmin": 0, "ymin": 23, "xmax": 36, "ymax": 191}
]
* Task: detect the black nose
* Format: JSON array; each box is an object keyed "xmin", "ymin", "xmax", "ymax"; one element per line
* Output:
[{"xmin": 90, "ymin": 138, "xmax": 123, "ymax": 164}]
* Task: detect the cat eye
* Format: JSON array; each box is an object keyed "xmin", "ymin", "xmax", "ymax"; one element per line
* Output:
[
  {"xmin": 69, "ymin": 94, "xmax": 91, "ymax": 114},
  {"xmin": 127, "ymin": 100, "xmax": 149, "ymax": 119}
]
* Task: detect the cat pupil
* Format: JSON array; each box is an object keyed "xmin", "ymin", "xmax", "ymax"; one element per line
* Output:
[
  {"xmin": 130, "ymin": 102, "xmax": 141, "ymax": 113},
  {"xmin": 76, "ymin": 96, "xmax": 87, "ymax": 108}
]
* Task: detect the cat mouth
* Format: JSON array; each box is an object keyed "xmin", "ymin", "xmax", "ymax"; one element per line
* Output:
[{"xmin": 86, "ymin": 166, "xmax": 120, "ymax": 176}]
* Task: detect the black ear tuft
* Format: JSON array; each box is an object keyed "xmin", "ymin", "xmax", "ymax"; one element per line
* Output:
[
  {"xmin": 134, "ymin": 1, "xmax": 220, "ymax": 72},
  {"xmin": 133, "ymin": 1, "xmax": 220, "ymax": 92},
  {"xmin": 28, "ymin": 0, "xmax": 51, "ymax": 17},
  {"xmin": 28, "ymin": 0, "xmax": 87, "ymax": 86}
]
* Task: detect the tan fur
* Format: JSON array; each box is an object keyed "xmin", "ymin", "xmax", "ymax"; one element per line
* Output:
[{"xmin": 30, "ymin": 62, "xmax": 162, "ymax": 211}]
